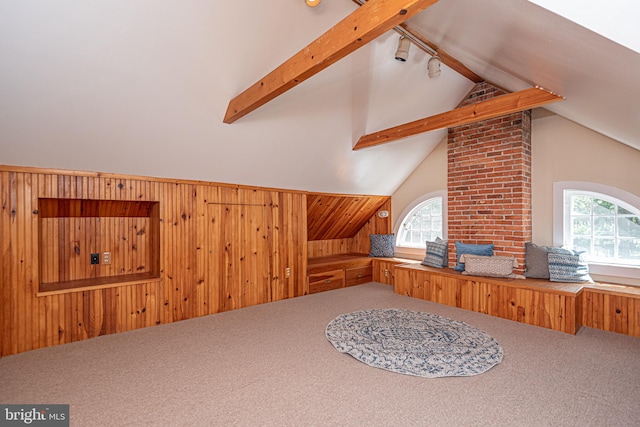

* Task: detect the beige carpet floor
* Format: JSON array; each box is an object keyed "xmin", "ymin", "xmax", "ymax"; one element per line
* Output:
[{"xmin": 1, "ymin": 282, "xmax": 640, "ymax": 426}]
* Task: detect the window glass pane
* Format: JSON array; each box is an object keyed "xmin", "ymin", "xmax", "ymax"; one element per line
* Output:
[
  {"xmin": 397, "ymin": 197, "xmax": 444, "ymax": 248},
  {"xmin": 618, "ymin": 239, "xmax": 640, "ymax": 261},
  {"xmin": 593, "ymin": 216, "xmax": 614, "ymax": 236},
  {"xmin": 571, "ymin": 237, "xmax": 591, "ymax": 253},
  {"xmin": 593, "ymin": 238, "xmax": 615, "ymax": 258},
  {"xmin": 563, "ymin": 188, "xmax": 640, "ymax": 269},
  {"xmin": 571, "ymin": 217, "xmax": 591, "ymax": 236},
  {"xmin": 409, "ymin": 216, "xmax": 421, "ymax": 230},
  {"xmin": 593, "ymin": 199, "xmax": 615, "ymax": 215},
  {"xmin": 618, "ymin": 206, "xmax": 633, "ymax": 215},
  {"xmin": 431, "ymin": 201, "xmax": 442, "ymax": 215},
  {"xmin": 571, "ymin": 195, "xmax": 591, "ymax": 215},
  {"xmin": 618, "ymin": 217, "xmax": 640, "ymax": 238}
]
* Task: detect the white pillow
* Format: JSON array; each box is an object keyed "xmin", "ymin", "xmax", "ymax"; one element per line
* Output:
[{"xmin": 459, "ymin": 254, "xmax": 524, "ymax": 279}]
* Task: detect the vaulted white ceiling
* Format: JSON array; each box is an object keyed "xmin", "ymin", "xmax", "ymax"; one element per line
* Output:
[
  {"xmin": 403, "ymin": 0, "xmax": 640, "ymax": 152},
  {"xmin": 0, "ymin": 1, "xmax": 638, "ymax": 195}
]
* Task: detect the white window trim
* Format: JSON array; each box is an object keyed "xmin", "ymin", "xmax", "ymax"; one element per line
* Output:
[
  {"xmin": 553, "ymin": 181, "xmax": 640, "ymax": 280},
  {"xmin": 393, "ymin": 190, "xmax": 447, "ymax": 259}
]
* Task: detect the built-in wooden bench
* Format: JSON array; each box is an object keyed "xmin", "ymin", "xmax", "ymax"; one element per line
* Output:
[
  {"xmin": 307, "ymin": 253, "xmax": 418, "ymax": 294},
  {"xmin": 393, "ymin": 263, "xmax": 640, "ymax": 337},
  {"xmin": 307, "ymin": 253, "xmax": 373, "ymax": 294},
  {"xmin": 581, "ymin": 282, "xmax": 640, "ymax": 337}
]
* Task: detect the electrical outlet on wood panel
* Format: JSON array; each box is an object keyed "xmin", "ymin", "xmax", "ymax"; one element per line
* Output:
[
  {"xmin": 90, "ymin": 253, "xmax": 100, "ymax": 265},
  {"xmin": 285, "ymin": 267, "xmax": 291, "ymax": 278},
  {"xmin": 102, "ymin": 252, "xmax": 111, "ymax": 265}
]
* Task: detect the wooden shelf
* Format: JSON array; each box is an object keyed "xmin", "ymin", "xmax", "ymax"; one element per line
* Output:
[
  {"xmin": 38, "ymin": 272, "xmax": 161, "ymax": 296},
  {"xmin": 38, "ymin": 198, "xmax": 160, "ymax": 294}
]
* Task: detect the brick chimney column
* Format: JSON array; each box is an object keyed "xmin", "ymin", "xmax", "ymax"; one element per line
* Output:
[{"xmin": 447, "ymin": 82, "xmax": 532, "ymax": 272}]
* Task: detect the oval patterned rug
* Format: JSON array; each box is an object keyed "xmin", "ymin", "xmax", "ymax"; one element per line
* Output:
[{"xmin": 325, "ymin": 308, "xmax": 503, "ymax": 378}]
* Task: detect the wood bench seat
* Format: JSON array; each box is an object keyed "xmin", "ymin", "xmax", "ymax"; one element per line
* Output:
[
  {"xmin": 393, "ymin": 263, "xmax": 640, "ymax": 337},
  {"xmin": 395, "ymin": 264, "xmax": 585, "ymax": 296},
  {"xmin": 307, "ymin": 253, "xmax": 373, "ymax": 294},
  {"xmin": 307, "ymin": 253, "xmax": 372, "ymax": 275},
  {"xmin": 306, "ymin": 253, "xmax": 418, "ymax": 294}
]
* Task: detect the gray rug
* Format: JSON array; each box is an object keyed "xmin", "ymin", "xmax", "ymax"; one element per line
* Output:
[{"xmin": 325, "ymin": 308, "xmax": 503, "ymax": 378}]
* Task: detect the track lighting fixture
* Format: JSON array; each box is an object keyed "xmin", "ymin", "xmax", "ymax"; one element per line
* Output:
[
  {"xmin": 427, "ymin": 55, "xmax": 441, "ymax": 78},
  {"xmin": 395, "ymin": 36, "xmax": 410, "ymax": 62},
  {"xmin": 305, "ymin": 0, "xmax": 322, "ymax": 7}
]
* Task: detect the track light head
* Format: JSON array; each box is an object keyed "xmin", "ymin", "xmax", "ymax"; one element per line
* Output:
[
  {"xmin": 428, "ymin": 55, "xmax": 441, "ymax": 78},
  {"xmin": 395, "ymin": 36, "xmax": 410, "ymax": 62}
]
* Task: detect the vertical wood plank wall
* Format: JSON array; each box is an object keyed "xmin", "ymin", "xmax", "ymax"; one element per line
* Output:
[{"xmin": 0, "ymin": 167, "xmax": 313, "ymax": 357}]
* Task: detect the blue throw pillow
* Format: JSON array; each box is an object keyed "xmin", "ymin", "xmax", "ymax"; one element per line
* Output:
[
  {"xmin": 421, "ymin": 237, "xmax": 448, "ymax": 268},
  {"xmin": 547, "ymin": 250, "xmax": 594, "ymax": 283},
  {"xmin": 369, "ymin": 234, "xmax": 395, "ymax": 257},
  {"xmin": 454, "ymin": 242, "xmax": 494, "ymax": 271}
]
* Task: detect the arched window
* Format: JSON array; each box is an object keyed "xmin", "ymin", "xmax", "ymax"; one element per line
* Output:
[
  {"xmin": 554, "ymin": 182, "xmax": 640, "ymax": 279},
  {"xmin": 395, "ymin": 192, "xmax": 446, "ymax": 255},
  {"xmin": 564, "ymin": 191, "xmax": 640, "ymax": 264}
]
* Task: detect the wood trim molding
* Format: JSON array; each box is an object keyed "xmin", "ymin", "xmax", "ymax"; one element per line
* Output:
[
  {"xmin": 353, "ymin": 86, "xmax": 563, "ymax": 150},
  {"xmin": 223, "ymin": 0, "xmax": 440, "ymax": 124}
]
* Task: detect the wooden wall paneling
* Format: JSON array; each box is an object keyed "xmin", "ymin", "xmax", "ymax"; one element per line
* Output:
[
  {"xmin": 271, "ymin": 193, "xmax": 282, "ymax": 300},
  {"xmin": 148, "ymin": 181, "xmax": 161, "ymax": 328},
  {"xmin": 91, "ymin": 288, "xmax": 105, "ymax": 338},
  {"xmin": 307, "ymin": 239, "xmax": 351, "ymax": 258},
  {"xmin": 15, "ymin": 172, "xmax": 28, "ymax": 354},
  {"xmin": 2, "ymin": 172, "xmax": 19, "ymax": 354},
  {"xmin": 1, "ymin": 165, "xmax": 343, "ymax": 356},
  {"xmin": 271, "ymin": 191, "xmax": 306, "ymax": 301},
  {"xmin": 25, "ymin": 173, "xmax": 37, "ymax": 350},
  {"xmin": 159, "ymin": 181, "xmax": 172, "ymax": 325},
  {"xmin": 195, "ymin": 183, "xmax": 208, "ymax": 318},
  {"xmin": 206, "ymin": 186, "xmax": 222, "ymax": 315},
  {"xmin": 175, "ymin": 182, "xmax": 189, "ymax": 321},
  {"xmin": 279, "ymin": 191, "xmax": 307, "ymax": 298},
  {"xmin": 350, "ymin": 199, "xmax": 392, "ymax": 254},
  {"xmin": 34, "ymin": 174, "xmax": 45, "ymax": 349}
]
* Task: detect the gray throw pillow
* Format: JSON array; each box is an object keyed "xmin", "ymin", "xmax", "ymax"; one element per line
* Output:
[
  {"xmin": 524, "ymin": 242, "xmax": 555, "ymax": 279},
  {"xmin": 421, "ymin": 237, "xmax": 448, "ymax": 268}
]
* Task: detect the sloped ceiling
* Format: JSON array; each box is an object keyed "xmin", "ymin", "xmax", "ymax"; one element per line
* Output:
[
  {"xmin": 0, "ymin": 1, "xmax": 638, "ymax": 197},
  {"xmin": 306, "ymin": 193, "xmax": 389, "ymax": 240},
  {"xmin": 403, "ymin": 0, "xmax": 640, "ymax": 152}
]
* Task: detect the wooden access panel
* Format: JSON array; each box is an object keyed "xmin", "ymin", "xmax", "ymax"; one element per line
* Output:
[{"xmin": 208, "ymin": 191, "xmax": 272, "ymax": 312}]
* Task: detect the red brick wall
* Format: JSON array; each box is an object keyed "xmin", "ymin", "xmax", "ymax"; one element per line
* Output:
[{"xmin": 447, "ymin": 82, "xmax": 532, "ymax": 272}]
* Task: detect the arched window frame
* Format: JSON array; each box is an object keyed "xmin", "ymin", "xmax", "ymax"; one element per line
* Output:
[
  {"xmin": 393, "ymin": 191, "xmax": 447, "ymax": 258},
  {"xmin": 553, "ymin": 181, "xmax": 640, "ymax": 279}
]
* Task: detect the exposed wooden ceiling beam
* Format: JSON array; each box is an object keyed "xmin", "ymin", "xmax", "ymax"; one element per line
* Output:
[
  {"xmin": 223, "ymin": 0, "xmax": 440, "ymax": 124},
  {"xmin": 353, "ymin": 86, "xmax": 563, "ymax": 150}
]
